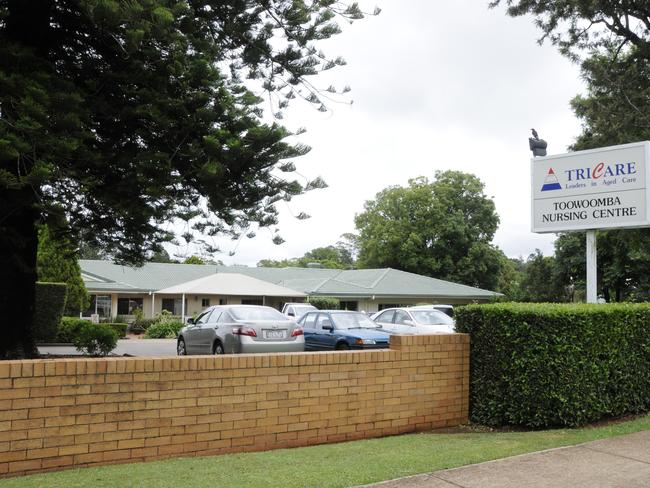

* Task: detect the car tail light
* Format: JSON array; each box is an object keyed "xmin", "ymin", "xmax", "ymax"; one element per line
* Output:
[
  {"xmin": 291, "ymin": 327, "xmax": 304, "ymax": 337},
  {"xmin": 233, "ymin": 327, "xmax": 257, "ymax": 337}
]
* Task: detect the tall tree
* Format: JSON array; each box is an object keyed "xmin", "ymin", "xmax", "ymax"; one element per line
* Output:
[
  {"xmin": 519, "ymin": 250, "xmax": 564, "ymax": 302},
  {"xmin": 0, "ymin": 1, "xmax": 372, "ymax": 358},
  {"xmin": 354, "ymin": 171, "xmax": 505, "ymax": 290},
  {"xmin": 554, "ymin": 230, "xmax": 650, "ymax": 302},
  {"xmin": 37, "ymin": 226, "xmax": 90, "ymax": 315},
  {"xmin": 257, "ymin": 242, "xmax": 355, "ymax": 269},
  {"xmin": 571, "ymin": 47, "xmax": 650, "ymax": 149},
  {"xmin": 490, "ymin": 1, "xmax": 650, "ymax": 61}
]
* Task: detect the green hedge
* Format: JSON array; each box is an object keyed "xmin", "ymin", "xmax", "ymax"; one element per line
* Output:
[
  {"xmin": 455, "ymin": 303, "xmax": 650, "ymax": 428},
  {"xmin": 104, "ymin": 323, "xmax": 128, "ymax": 338},
  {"xmin": 73, "ymin": 323, "xmax": 118, "ymax": 356},
  {"xmin": 33, "ymin": 282, "xmax": 68, "ymax": 342},
  {"xmin": 56, "ymin": 318, "xmax": 127, "ymax": 341},
  {"xmin": 307, "ymin": 296, "xmax": 340, "ymax": 310},
  {"xmin": 57, "ymin": 317, "xmax": 89, "ymax": 343}
]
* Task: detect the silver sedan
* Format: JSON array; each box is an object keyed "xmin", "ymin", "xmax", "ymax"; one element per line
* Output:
[
  {"xmin": 177, "ymin": 305, "xmax": 305, "ymax": 355},
  {"xmin": 373, "ymin": 307, "xmax": 455, "ymax": 334}
]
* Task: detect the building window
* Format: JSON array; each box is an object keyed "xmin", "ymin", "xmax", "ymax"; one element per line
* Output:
[
  {"xmin": 241, "ymin": 298, "xmax": 263, "ymax": 305},
  {"xmin": 117, "ymin": 298, "xmax": 143, "ymax": 315},
  {"xmin": 378, "ymin": 303, "xmax": 406, "ymax": 311},
  {"xmin": 219, "ymin": 298, "xmax": 227, "ymax": 305},
  {"xmin": 162, "ymin": 298, "xmax": 186, "ymax": 315},
  {"xmin": 340, "ymin": 301, "xmax": 358, "ymax": 311},
  {"xmin": 201, "ymin": 298, "xmax": 210, "ymax": 308},
  {"xmin": 95, "ymin": 295, "xmax": 112, "ymax": 317}
]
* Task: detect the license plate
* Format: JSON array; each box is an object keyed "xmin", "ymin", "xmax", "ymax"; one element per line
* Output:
[{"xmin": 264, "ymin": 329, "xmax": 285, "ymax": 339}]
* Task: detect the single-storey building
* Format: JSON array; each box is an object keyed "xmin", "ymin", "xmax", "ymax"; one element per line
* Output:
[{"xmin": 79, "ymin": 259, "xmax": 500, "ymax": 320}]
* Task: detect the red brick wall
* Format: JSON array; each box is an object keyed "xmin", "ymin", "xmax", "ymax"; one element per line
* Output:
[{"xmin": 0, "ymin": 334, "xmax": 469, "ymax": 477}]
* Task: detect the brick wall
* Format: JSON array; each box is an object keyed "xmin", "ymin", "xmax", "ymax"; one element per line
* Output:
[{"xmin": 0, "ymin": 334, "xmax": 469, "ymax": 477}]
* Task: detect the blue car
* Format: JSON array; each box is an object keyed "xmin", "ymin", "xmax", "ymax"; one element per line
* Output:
[{"xmin": 298, "ymin": 310, "xmax": 391, "ymax": 350}]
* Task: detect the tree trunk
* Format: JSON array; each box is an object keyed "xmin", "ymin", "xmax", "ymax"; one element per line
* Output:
[
  {"xmin": 0, "ymin": 0, "xmax": 53, "ymax": 359},
  {"xmin": 0, "ymin": 188, "xmax": 40, "ymax": 359}
]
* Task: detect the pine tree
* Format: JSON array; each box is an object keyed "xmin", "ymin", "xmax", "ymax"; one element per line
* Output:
[{"xmin": 0, "ymin": 0, "xmax": 372, "ymax": 358}]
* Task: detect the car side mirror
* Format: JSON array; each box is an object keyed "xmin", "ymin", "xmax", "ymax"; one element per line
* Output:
[
  {"xmin": 287, "ymin": 311, "xmax": 295, "ymax": 317},
  {"xmin": 186, "ymin": 317, "xmax": 195, "ymax": 325},
  {"xmin": 322, "ymin": 324, "xmax": 334, "ymax": 332},
  {"xmin": 403, "ymin": 319, "xmax": 414, "ymax": 326}
]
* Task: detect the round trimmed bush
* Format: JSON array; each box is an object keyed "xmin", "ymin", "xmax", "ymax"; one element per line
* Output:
[{"xmin": 73, "ymin": 323, "xmax": 118, "ymax": 356}]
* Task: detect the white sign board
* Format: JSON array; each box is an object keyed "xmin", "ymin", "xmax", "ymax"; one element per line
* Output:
[{"xmin": 531, "ymin": 141, "xmax": 650, "ymax": 233}]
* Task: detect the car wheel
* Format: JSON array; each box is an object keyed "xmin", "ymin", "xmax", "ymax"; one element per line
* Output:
[
  {"xmin": 177, "ymin": 337, "xmax": 187, "ymax": 356},
  {"xmin": 213, "ymin": 341, "xmax": 225, "ymax": 355},
  {"xmin": 335, "ymin": 342, "xmax": 350, "ymax": 351}
]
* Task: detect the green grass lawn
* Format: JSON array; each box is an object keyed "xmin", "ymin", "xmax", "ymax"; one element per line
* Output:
[{"xmin": 6, "ymin": 414, "xmax": 650, "ymax": 488}]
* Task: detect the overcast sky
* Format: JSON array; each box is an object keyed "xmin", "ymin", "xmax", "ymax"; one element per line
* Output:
[{"xmin": 169, "ymin": 0, "xmax": 585, "ymax": 266}]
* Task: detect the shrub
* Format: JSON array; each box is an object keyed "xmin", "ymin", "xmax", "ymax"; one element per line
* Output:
[
  {"xmin": 307, "ymin": 296, "xmax": 340, "ymax": 310},
  {"xmin": 104, "ymin": 322, "xmax": 128, "ymax": 338},
  {"xmin": 145, "ymin": 312, "xmax": 183, "ymax": 339},
  {"xmin": 56, "ymin": 317, "xmax": 89, "ymax": 343},
  {"xmin": 73, "ymin": 323, "xmax": 118, "ymax": 356},
  {"xmin": 455, "ymin": 303, "xmax": 650, "ymax": 428},
  {"xmin": 128, "ymin": 324, "xmax": 146, "ymax": 335},
  {"xmin": 33, "ymin": 282, "xmax": 67, "ymax": 342},
  {"xmin": 134, "ymin": 318, "xmax": 157, "ymax": 330}
]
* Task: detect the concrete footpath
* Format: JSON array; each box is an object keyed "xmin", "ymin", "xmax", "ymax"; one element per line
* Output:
[{"xmin": 359, "ymin": 430, "xmax": 650, "ymax": 488}]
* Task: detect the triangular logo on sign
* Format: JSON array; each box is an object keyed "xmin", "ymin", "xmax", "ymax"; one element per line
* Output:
[{"xmin": 541, "ymin": 168, "xmax": 562, "ymax": 191}]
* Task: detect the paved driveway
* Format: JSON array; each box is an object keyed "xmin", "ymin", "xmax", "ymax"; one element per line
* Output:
[
  {"xmin": 358, "ymin": 430, "xmax": 650, "ymax": 488},
  {"xmin": 38, "ymin": 338, "xmax": 177, "ymax": 357}
]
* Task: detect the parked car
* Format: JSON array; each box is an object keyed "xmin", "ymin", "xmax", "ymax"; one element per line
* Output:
[
  {"xmin": 282, "ymin": 302, "xmax": 317, "ymax": 320},
  {"xmin": 177, "ymin": 305, "xmax": 304, "ymax": 355},
  {"xmin": 298, "ymin": 310, "xmax": 391, "ymax": 350},
  {"xmin": 372, "ymin": 307, "xmax": 455, "ymax": 334},
  {"xmin": 408, "ymin": 304, "xmax": 454, "ymax": 318}
]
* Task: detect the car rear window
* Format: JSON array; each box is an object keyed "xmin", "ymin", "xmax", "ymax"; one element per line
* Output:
[
  {"xmin": 410, "ymin": 310, "xmax": 454, "ymax": 325},
  {"xmin": 331, "ymin": 313, "xmax": 379, "ymax": 329},
  {"xmin": 230, "ymin": 306, "xmax": 287, "ymax": 321}
]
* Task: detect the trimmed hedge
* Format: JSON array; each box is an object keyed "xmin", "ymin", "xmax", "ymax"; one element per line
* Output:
[
  {"xmin": 307, "ymin": 296, "xmax": 340, "ymax": 310},
  {"xmin": 73, "ymin": 323, "xmax": 118, "ymax": 356},
  {"xmin": 57, "ymin": 318, "xmax": 127, "ymax": 341},
  {"xmin": 33, "ymin": 282, "xmax": 67, "ymax": 342},
  {"xmin": 104, "ymin": 322, "xmax": 128, "ymax": 338},
  {"xmin": 57, "ymin": 317, "xmax": 89, "ymax": 342},
  {"xmin": 455, "ymin": 303, "xmax": 650, "ymax": 428}
]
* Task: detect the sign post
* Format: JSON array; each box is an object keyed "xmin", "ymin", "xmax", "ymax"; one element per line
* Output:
[
  {"xmin": 585, "ymin": 230, "xmax": 597, "ymax": 303},
  {"xmin": 531, "ymin": 141, "xmax": 650, "ymax": 302}
]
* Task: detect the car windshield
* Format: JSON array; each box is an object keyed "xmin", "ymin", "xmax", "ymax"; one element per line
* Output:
[
  {"xmin": 294, "ymin": 306, "xmax": 315, "ymax": 315},
  {"xmin": 331, "ymin": 313, "xmax": 380, "ymax": 329},
  {"xmin": 230, "ymin": 307, "xmax": 287, "ymax": 321},
  {"xmin": 410, "ymin": 310, "xmax": 454, "ymax": 325}
]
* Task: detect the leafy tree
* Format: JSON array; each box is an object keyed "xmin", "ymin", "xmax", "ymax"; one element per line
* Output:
[
  {"xmin": 0, "ymin": 1, "xmax": 371, "ymax": 358},
  {"xmin": 257, "ymin": 242, "xmax": 355, "ymax": 269},
  {"xmin": 257, "ymin": 258, "xmax": 300, "ymax": 268},
  {"xmin": 37, "ymin": 226, "xmax": 90, "ymax": 315},
  {"xmin": 354, "ymin": 171, "xmax": 505, "ymax": 290},
  {"xmin": 494, "ymin": 1, "xmax": 650, "ymax": 303},
  {"xmin": 571, "ymin": 47, "xmax": 650, "ymax": 150},
  {"xmin": 183, "ymin": 255, "xmax": 205, "ymax": 265},
  {"xmin": 554, "ymin": 230, "xmax": 650, "ymax": 302},
  {"xmin": 490, "ymin": 1, "xmax": 650, "ymax": 61},
  {"xmin": 147, "ymin": 248, "xmax": 177, "ymax": 264},
  {"xmin": 518, "ymin": 250, "xmax": 564, "ymax": 302},
  {"xmin": 493, "ymin": 256, "xmax": 526, "ymax": 301}
]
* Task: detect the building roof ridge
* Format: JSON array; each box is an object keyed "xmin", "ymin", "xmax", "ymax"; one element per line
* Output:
[{"xmin": 309, "ymin": 269, "xmax": 344, "ymax": 293}]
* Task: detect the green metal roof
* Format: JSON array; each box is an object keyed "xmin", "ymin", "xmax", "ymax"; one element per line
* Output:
[
  {"xmin": 79, "ymin": 260, "xmax": 499, "ymax": 300},
  {"xmin": 217, "ymin": 266, "xmax": 499, "ymax": 299}
]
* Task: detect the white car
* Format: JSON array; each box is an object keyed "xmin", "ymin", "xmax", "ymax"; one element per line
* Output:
[
  {"xmin": 408, "ymin": 304, "xmax": 454, "ymax": 318},
  {"xmin": 372, "ymin": 307, "xmax": 455, "ymax": 334},
  {"xmin": 281, "ymin": 302, "xmax": 317, "ymax": 320}
]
